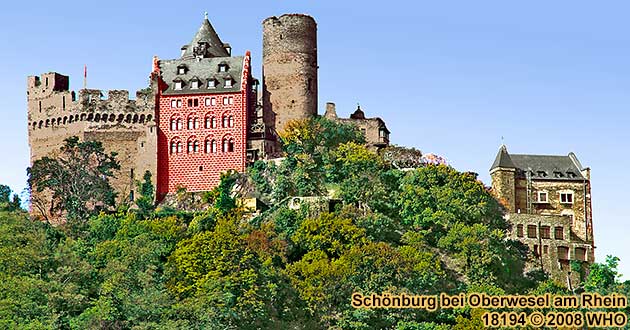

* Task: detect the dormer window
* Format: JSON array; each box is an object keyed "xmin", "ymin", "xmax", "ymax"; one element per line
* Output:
[
  {"xmin": 207, "ymin": 78, "xmax": 217, "ymax": 89},
  {"xmin": 174, "ymin": 81, "xmax": 183, "ymax": 90},
  {"xmin": 190, "ymin": 79, "xmax": 199, "ymax": 90},
  {"xmin": 218, "ymin": 62, "xmax": 229, "ymax": 72},
  {"xmin": 224, "ymin": 78, "xmax": 233, "ymax": 88},
  {"xmin": 177, "ymin": 64, "xmax": 188, "ymax": 75},
  {"xmin": 553, "ymin": 171, "xmax": 563, "ymax": 178},
  {"xmin": 537, "ymin": 171, "xmax": 547, "ymax": 177}
]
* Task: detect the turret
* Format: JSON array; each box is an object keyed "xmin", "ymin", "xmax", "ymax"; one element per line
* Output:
[{"xmin": 490, "ymin": 145, "xmax": 517, "ymax": 212}]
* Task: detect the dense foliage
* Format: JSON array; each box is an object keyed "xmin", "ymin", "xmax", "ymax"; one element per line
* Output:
[
  {"xmin": 28, "ymin": 136, "xmax": 120, "ymax": 224},
  {"xmin": 2, "ymin": 118, "xmax": 627, "ymax": 329}
]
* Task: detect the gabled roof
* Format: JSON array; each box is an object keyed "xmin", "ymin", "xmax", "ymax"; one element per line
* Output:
[
  {"xmin": 490, "ymin": 145, "xmax": 587, "ymax": 181},
  {"xmin": 181, "ymin": 15, "xmax": 230, "ymax": 59}
]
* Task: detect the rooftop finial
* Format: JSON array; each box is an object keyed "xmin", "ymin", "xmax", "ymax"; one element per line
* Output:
[{"xmin": 204, "ymin": 11, "xmax": 208, "ymax": 20}]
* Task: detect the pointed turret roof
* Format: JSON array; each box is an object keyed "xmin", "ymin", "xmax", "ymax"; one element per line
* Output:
[
  {"xmin": 490, "ymin": 145, "xmax": 516, "ymax": 170},
  {"xmin": 181, "ymin": 13, "xmax": 230, "ymax": 59}
]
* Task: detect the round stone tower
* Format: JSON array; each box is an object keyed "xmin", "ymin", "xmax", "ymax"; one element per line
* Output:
[{"xmin": 262, "ymin": 14, "xmax": 318, "ymax": 136}]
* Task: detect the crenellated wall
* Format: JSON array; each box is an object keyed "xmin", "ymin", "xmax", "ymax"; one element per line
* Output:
[{"xmin": 27, "ymin": 72, "xmax": 158, "ymax": 221}]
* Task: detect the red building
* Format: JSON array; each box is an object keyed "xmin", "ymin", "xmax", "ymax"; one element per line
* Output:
[{"xmin": 155, "ymin": 16, "xmax": 254, "ymax": 200}]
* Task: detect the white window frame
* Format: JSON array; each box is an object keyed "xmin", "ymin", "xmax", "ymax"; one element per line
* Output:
[
  {"xmin": 190, "ymin": 80, "xmax": 199, "ymax": 90},
  {"xmin": 171, "ymin": 100, "xmax": 177, "ymax": 108},
  {"xmin": 537, "ymin": 191, "xmax": 548, "ymax": 203},
  {"xmin": 174, "ymin": 81, "xmax": 183, "ymax": 90},
  {"xmin": 208, "ymin": 79, "xmax": 216, "ymax": 89},
  {"xmin": 225, "ymin": 79, "xmax": 233, "ymax": 88},
  {"xmin": 560, "ymin": 192, "xmax": 574, "ymax": 204}
]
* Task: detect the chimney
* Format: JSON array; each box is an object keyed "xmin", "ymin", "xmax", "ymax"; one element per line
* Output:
[{"xmin": 324, "ymin": 102, "xmax": 337, "ymax": 119}]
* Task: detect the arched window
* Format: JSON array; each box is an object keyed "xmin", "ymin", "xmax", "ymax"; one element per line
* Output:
[
  {"xmin": 205, "ymin": 139, "xmax": 211, "ymax": 153},
  {"xmin": 205, "ymin": 116, "xmax": 211, "ymax": 129},
  {"xmin": 170, "ymin": 118, "xmax": 177, "ymax": 130},
  {"xmin": 194, "ymin": 117, "xmax": 199, "ymax": 129},
  {"xmin": 170, "ymin": 139, "xmax": 182, "ymax": 154},
  {"xmin": 228, "ymin": 115, "xmax": 234, "ymax": 128},
  {"xmin": 177, "ymin": 118, "xmax": 183, "ymax": 130},
  {"xmin": 222, "ymin": 138, "xmax": 235, "ymax": 152},
  {"xmin": 222, "ymin": 115, "xmax": 228, "ymax": 128},
  {"xmin": 193, "ymin": 140, "xmax": 199, "ymax": 152},
  {"xmin": 188, "ymin": 118, "xmax": 193, "ymax": 130}
]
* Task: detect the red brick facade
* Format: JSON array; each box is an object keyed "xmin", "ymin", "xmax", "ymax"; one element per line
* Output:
[{"xmin": 156, "ymin": 53, "xmax": 252, "ymax": 199}]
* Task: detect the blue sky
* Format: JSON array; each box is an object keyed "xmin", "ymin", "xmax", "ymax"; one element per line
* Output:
[{"xmin": 1, "ymin": 1, "xmax": 628, "ymax": 279}]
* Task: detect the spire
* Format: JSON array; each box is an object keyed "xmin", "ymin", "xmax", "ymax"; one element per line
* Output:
[
  {"xmin": 490, "ymin": 144, "xmax": 516, "ymax": 170},
  {"xmin": 181, "ymin": 14, "xmax": 230, "ymax": 59}
]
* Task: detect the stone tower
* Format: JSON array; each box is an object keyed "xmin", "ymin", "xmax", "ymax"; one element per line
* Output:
[
  {"xmin": 262, "ymin": 14, "xmax": 318, "ymax": 139},
  {"xmin": 490, "ymin": 145, "xmax": 517, "ymax": 213}
]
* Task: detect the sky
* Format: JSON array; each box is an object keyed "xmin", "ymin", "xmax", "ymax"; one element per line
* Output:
[{"xmin": 1, "ymin": 1, "xmax": 628, "ymax": 279}]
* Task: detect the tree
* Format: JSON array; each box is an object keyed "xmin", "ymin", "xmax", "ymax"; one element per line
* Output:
[
  {"xmin": 135, "ymin": 170, "xmax": 155, "ymax": 218},
  {"xmin": 0, "ymin": 185, "xmax": 21, "ymax": 211},
  {"xmin": 27, "ymin": 136, "xmax": 120, "ymax": 224}
]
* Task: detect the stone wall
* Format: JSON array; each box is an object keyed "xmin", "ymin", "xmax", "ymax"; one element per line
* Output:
[
  {"xmin": 262, "ymin": 14, "xmax": 318, "ymax": 136},
  {"xmin": 27, "ymin": 72, "xmax": 157, "ymax": 221},
  {"xmin": 508, "ymin": 213, "xmax": 593, "ymax": 286}
]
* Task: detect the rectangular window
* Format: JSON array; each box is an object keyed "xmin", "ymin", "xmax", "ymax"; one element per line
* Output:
[
  {"xmin": 171, "ymin": 100, "xmax": 177, "ymax": 108},
  {"xmin": 560, "ymin": 192, "xmax": 573, "ymax": 204},
  {"xmin": 558, "ymin": 246, "xmax": 569, "ymax": 260},
  {"xmin": 516, "ymin": 224, "xmax": 523, "ymax": 238},
  {"xmin": 223, "ymin": 97, "xmax": 229, "ymax": 105},
  {"xmin": 208, "ymin": 80, "xmax": 216, "ymax": 88},
  {"xmin": 191, "ymin": 80, "xmax": 199, "ymax": 89},
  {"xmin": 194, "ymin": 99, "xmax": 199, "ymax": 107},
  {"xmin": 554, "ymin": 226, "xmax": 564, "ymax": 240},
  {"xmin": 537, "ymin": 191, "xmax": 548, "ymax": 203},
  {"xmin": 188, "ymin": 99, "xmax": 193, "ymax": 107},
  {"xmin": 174, "ymin": 82, "xmax": 182, "ymax": 90},
  {"xmin": 177, "ymin": 100, "xmax": 182, "ymax": 108},
  {"xmin": 540, "ymin": 226, "xmax": 550, "ymax": 239},
  {"xmin": 575, "ymin": 248, "xmax": 586, "ymax": 261},
  {"xmin": 229, "ymin": 96, "xmax": 234, "ymax": 105},
  {"xmin": 527, "ymin": 225, "xmax": 537, "ymax": 238},
  {"xmin": 205, "ymin": 98, "xmax": 211, "ymax": 106},
  {"xmin": 543, "ymin": 245, "xmax": 549, "ymax": 254},
  {"xmin": 225, "ymin": 79, "xmax": 233, "ymax": 88},
  {"xmin": 211, "ymin": 97, "xmax": 216, "ymax": 106}
]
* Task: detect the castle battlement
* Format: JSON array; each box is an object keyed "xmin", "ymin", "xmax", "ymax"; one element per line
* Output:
[{"xmin": 28, "ymin": 72, "xmax": 156, "ymax": 132}]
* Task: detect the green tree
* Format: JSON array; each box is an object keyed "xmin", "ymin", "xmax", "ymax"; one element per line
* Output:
[
  {"xmin": 134, "ymin": 170, "xmax": 155, "ymax": 218},
  {"xmin": 27, "ymin": 136, "xmax": 120, "ymax": 225}
]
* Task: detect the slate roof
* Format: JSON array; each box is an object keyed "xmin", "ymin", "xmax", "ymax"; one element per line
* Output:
[
  {"xmin": 490, "ymin": 146, "xmax": 587, "ymax": 181},
  {"xmin": 160, "ymin": 56, "xmax": 244, "ymax": 95},
  {"xmin": 491, "ymin": 145, "xmax": 516, "ymax": 169},
  {"xmin": 181, "ymin": 16, "xmax": 229, "ymax": 59}
]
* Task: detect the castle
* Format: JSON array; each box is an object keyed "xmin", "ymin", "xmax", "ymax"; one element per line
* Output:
[
  {"xmin": 490, "ymin": 145, "xmax": 595, "ymax": 287},
  {"xmin": 26, "ymin": 13, "xmax": 390, "ymax": 219}
]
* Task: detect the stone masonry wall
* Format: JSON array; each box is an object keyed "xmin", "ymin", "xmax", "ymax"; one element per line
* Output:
[
  {"xmin": 27, "ymin": 72, "xmax": 157, "ymax": 221},
  {"xmin": 262, "ymin": 14, "xmax": 318, "ymax": 136}
]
